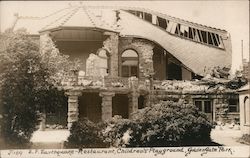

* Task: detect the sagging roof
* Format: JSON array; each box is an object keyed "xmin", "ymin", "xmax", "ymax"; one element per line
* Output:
[
  {"xmin": 12, "ymin": 5, "xmax": 232, "ymax": 76},
  {"xmin": 119, "ymin": 10, "xmax": 231, "ymax": 76}
]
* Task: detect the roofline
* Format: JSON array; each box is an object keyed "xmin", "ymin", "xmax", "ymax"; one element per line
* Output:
[
  {"xmin": 15, "ymin": 5, "xmax": 228, "ymax": 36},
  {"xmin": 38, "ymin": 26, "xmax": 119, "ymax": 34},
  {"xmin": 237, "ymin": 83, "xmax": 250, "ymax": 92},
  {"xmin": 121, "ymin": 7, "xmax": 228, "ymax": 35},
  {"xmin": 71, "ymin": 5, "xmax": 228, "ymax": 35}
]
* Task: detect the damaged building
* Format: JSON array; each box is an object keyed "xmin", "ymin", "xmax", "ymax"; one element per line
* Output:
[{"xmin": 12, "ymin": 5, "xmax": 240, "ymax": 129}]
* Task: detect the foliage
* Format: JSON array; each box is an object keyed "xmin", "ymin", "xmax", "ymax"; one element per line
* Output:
[
  {"xmin": 65, "ymin": 118, "xmax": 107, "ymax": 148},
  {"xmin": 0, "ymin": 30, "xmax": 43, "ymax": 146},
  {"xmin": 226, "ymin": 77, "xmax": 247, "ymax": 90},
  {"xmin": 39, "ymin": 34, "xmax": 80, "ymax": 86},
  {"xmin": 66, "ymin": 101, "xmax": 213, "ymax": 148},
  {"xmin": 238, "ymin": 134, "xmax": 250, "ymax": 145},
  {"xmin": 0, "ymin": 30, "xmax": 71, "ymax": 147},
  {"xmin": 103, "ymin": 100, "xmax": 212, "ymax": 147}
]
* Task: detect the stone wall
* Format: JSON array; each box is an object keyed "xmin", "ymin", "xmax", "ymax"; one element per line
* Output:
[
  {"xmin": 103, "ymin": 32, "xmax": 119, "ymax": 77},
  {"xmin": 65, "ymin": 90, "xmax": 82, "ymax": 129},
  {"xmin": 99, "ymin": 92, "xmax": 115, "ymax": 121},
  {"xmin": 119, "ymin": 38, "xmax": 155, "ymax": 78}
]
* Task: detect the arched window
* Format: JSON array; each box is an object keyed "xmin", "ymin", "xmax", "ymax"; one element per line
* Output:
[
  {"xmin": 244, "ymin": 96, "xmax": 249, "ymax": 124},
  {"xmin": 97, "ymin": 49, "xmax": 110, "ymax": 76},
  {"xmin": 121, "ymin": 49, "xmax": 139, "ymax": 77}
]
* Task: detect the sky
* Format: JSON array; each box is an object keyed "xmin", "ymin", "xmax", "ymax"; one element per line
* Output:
[{"xmin": 0, "ymin": 1, "xmax": 249, "ymax": 73}]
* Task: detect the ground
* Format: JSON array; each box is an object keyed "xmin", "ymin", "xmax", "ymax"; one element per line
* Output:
[
  {"xmin": 28, "ymin": 128, "xmax": 248, "ymax": 149},
  {"xmin": 30, "ymin": 130, "xmax": 69, "ymax": 149},
  {"xmin": 211, "ymin": 128, "xmax": 248, "ymax": 146}
]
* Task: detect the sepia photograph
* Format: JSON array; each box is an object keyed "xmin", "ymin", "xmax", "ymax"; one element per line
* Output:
[{"xmin": 0, "ymin": 1, "xmax": 249, "ymax": 157}]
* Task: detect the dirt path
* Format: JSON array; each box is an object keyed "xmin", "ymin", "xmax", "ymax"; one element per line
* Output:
[{"xmin": 211, "ymin": 128, "xmax": 248, "ymax": 146}]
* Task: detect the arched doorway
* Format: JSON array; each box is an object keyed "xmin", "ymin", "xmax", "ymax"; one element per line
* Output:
[
  {"xmin": 97, "ymin": 48, "xmax": 110, "ymax": 76},
  {"xmin": 244, "ymin": 96, "xmax": 249, "ymax": 125}
]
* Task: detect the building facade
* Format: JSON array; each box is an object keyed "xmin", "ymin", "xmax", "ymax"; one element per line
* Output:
[
  {"xmin": 12, "ymin": 5, "xmax": 239, "ymax": 129},
  {"xmin": 238, "ymin": 84, "xmax": 250, "ymax": 135}
]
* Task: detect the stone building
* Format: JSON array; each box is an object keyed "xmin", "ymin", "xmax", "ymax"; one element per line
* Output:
[
  {"xmin": 238, "ymin": 84, "xmax": 250, "ymax": 134},
  {"xmin": 12, "ymin": 5, "xmax": 239, "ymax": 129}
]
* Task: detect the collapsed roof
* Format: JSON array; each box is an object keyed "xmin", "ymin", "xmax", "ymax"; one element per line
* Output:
[{"xmin": 12, "ymin": 5, "xmax": 232, "ymax": 76}]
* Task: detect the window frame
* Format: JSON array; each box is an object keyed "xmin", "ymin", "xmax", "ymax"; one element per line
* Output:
[
  {"xmin": 228, "ymin": 98, "xmax": 239, "ymax": 113},
  {"xmin": 120, "ymin": 49, "xmax": 139, "ymax": 78},
  {"xmin": 194, "ymin": 99, "xmax": 213, "ymax": 114}
]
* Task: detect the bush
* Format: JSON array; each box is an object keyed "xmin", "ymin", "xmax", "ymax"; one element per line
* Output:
[
  {"xmin": 238, "ymin": 134, "xmax": 250, "ymax": 145},
  {"xmin": 104, "ymin": 100, "xmax": 212, "ymax": 147},
  {"xmin": 65, "ymin": 101, "xmax": 212, "ymax": 148},
  {"xmin": 65, "ymin": 118, "xmax": 107, "ymax": 148}
]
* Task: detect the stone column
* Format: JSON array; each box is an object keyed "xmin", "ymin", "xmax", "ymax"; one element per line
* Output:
[
  {"xmin": 128, "ymin": 92, "xmax": 140, "ymax": 119},
  {"xmin": 132, "ymin": 39, "xmax": 154, "ymax": 78},
  {"xmin": 103, "ymin": 32, "xmax": 119, "ymax": 77},
  {"xmin": 65, "ymin": 90, "xmax": 82, "ymax": 129},
  {"xmin": 212, "ymin": 98, "xmax": 217, "ymax": 122},
  {"xmin": 99, "ymin": 92, "xmax": 115, "ymax": 121}
]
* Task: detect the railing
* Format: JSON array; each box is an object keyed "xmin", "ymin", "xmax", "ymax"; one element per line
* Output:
[
  {"xmin": 61, "ymin": 75, "xmax": 104, "ymax": 87},
  {"xmin": 104, "ymin": 76, "xmax": 129, "ymax": 88},
  {"xmin": 61, "ymin": 74, "xmax": 235, "ymax": 94},
  {"xmin": 153, "ymin": 80, "xmax": 209, "ymax": 93},
  {"xmin": 61, "ymin": 74, "xmax": 148, "ymax": 90}
]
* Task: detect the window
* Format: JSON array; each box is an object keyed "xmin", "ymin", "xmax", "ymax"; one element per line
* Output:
[
  {"xmin": 195, "ymin": 101, "xmax": 202, "ymax": 111},
  {"xmin": 200, "ymin": 30, "xmax": 207, "ymax": 44},
  {"xmin": 228, "ymin": 99, "xmax": 239, "ymax": 113},
  {"xmin": 208, "ymin": 32, "xmax": 214, "ymax": 45},
  {"xmin": 121, "ymin": 49, "xmax": 139, "ymax": 77},
  {"xmin": 167, "ymin": 61, "xmax": 182, "ymax": 80},
  {"xmin": 212, "ymin": 33, "xmax": 219, "ymax": 46},
  {"xmin": 204, "ymin": 101, "xmax": 212, "ymax": 113},
  {"xmin": 144, "ymin": 13, "xmax": 152, "ymax": 23},
  {"xmin": 157, "ymin": 16, "xmax": 167, "ymax": 29},
  {"xmin": 194, "ymin": 100, "xmax": 212, "ymax": 113},
  {"xmin": 125, "ymin": 10, "xmax": 224, "ymax": 49}
]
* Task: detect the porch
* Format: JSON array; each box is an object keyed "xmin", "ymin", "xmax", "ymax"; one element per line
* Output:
[{"xmin": 60, "ymin": 74, "xmax": 239, "ymax": 129}]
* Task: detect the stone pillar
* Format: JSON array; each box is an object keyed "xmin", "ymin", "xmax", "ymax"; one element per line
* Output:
[
  {"xmin": 65, "ymin": 91, "xmax": 82, "ymax": 129},
  {"xmin": 103, "ymin": 32, "xmax": 119, "ymax": 77},
  {"xmin": 99, "ymin": 92, "xmax": 115, "ymax": 121},
  {"xmin": 133, "ymin": 39, "xmax": 154, "ymax": 78},
  {"xmin": 128, "ymin": 92, "xmax": 140, "ymax": 119},
  {"xmin": 212, "ymin": 98, "xmax": 217, "ymax": 122}
]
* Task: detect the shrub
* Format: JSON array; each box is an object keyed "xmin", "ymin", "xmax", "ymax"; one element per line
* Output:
[
  {"xmin": 238, "ymin": 134, "xmax": 250, "ymax": 145},
  {"xmin": 65, "ymin": 118, "xmax": 107, "ymax": 148},
  {"xmin": 65, "ymin": 101, "xmax": 212, "ymax": 148},
  {"xmin": 104, "ymin": 100, "xmax": 212, "ymax": 147}
]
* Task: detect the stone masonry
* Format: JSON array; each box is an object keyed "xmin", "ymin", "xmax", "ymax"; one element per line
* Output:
[
  {"xmin": 65, "ymin": 90, "xmax": 82, "ymax": 129},
  {"xmin": 103, "ymin": 32, "xmax": 119, "ymax": 77},
  {"xmin": 99, "ymin": 92, "xmax": 115, "ymax": 121},
  {"xmin": 119, "ymin": 38, "xmax": 155, "ymax": 78}
]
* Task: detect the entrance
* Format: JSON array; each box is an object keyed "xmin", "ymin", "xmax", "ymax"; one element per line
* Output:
[
  {"xmin": 112, "ymin": 94, "xmax": 129, "ymax": 118},
  {"xmin": 79, "ymin": 92, "xmax": 102, "ymax": 122}
]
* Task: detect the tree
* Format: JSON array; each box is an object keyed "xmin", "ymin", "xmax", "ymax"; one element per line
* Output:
[{"xmin": 0, "ymin": 30, "xmax": 75, "ymax": 147}]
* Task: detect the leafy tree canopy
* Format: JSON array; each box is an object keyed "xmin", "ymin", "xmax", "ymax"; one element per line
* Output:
[{"xmin": 0, "ymin": 29, "xmax": 74, "ymax": 147}]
